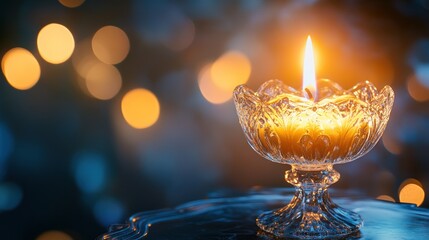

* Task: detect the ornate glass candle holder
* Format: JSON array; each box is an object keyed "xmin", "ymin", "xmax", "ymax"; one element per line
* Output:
[{"xmin": 233, "ymin": 78, "xmax": 394, "ymax": 239}]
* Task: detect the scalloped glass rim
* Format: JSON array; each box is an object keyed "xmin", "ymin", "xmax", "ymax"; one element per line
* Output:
[
  {"xmin": 233, "ymin": 79, "xmax": 394, "ymax": 167},
  {"xmin": 239, "ymin": 79, "xmax": 393, "ymax": 105}
]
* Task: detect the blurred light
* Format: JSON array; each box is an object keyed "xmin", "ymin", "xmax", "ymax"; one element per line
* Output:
[
  {"xmin": 0, "ymin": 123, "xmax": 14, "ymax": 179},
  {"xmin": 92, "ymin": 26, "xmax": 130, "ymax": 64},
  {"xmin": 85, "ymin": 63, "xmax": 122, "ymax": 100},
  {"xmin": 37, "ymin": 23, "xmax": 75, "ymax": 64},
  {"xmin": 72, "ymin": 39, "xmax": 99, "ymax": 78},
  {"xmin": 399, "ymin": 178, "xmax": 425, "ymax": 207},
  {"xmin": 302, "ymin": 36, "xmax": 317, "ymax": 98},
  {"xmin": 36, "ymin": 230, "xmax": 73, "ymax": 240},
  {"xmin": 198, "ymin": 64, "xmax": 232, "ymax": 104},
  {"xmin": 121, "ymin": 88, "xmax": 160, "ymax": 129},
  {"xmin": 211, "ymin": 51, "xmax": 251, "ymax": 91},
  {"xmin": 407, "ymin": 74, "xmax": 429, "ymax": 102},
  {"xmin": 72, "ymin": 152, "xmax": 107, "ymax": 194},
  {"xmin": 0, "ymin": 183, "xmax": 23, "ymax": 211},
  {"xmin": 1, "ymin": 47, "xmax": 41, "ymax": 90},
  {"xmin": 366, "ymin": 56, "xmax": 395, "ymax": 88},
  {"xmin": 93, "ymin": 197, "xmax": 124, "ymax": 226},
  {"xmin": 382, "ymin": 134, "xmax": 402, "ymax": 155},
  {"xmin": 58, "ymin": 0, "xmax": 85, "ymax": 8},
  {"xmin": 376, "ymin": 195, "xmax": 395, "ymax": 202}
]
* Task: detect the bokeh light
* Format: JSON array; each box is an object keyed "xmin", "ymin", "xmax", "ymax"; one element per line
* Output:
[
  {"xmin": 72, "ymin": 39, "xmax": 99, "ymax": 78},
  {"xmin": 198, "ymin": 64, "xmax": 232, "ymax": 104},
  {"xmin": 382, "ymin": 134, "xmax": 402, "ymax": 155},
  {"xmin": 376, "ymin": 195, "xmax": 395, "ymax": 202},
  {"xmin": 58, "ymin": 0, "xmax": 85, "ymax": 8},
  {"xmin": 0, "ymin": 183, "xmax": 22, "ymax": 211},
  {"xmin": 72, "ymin": 152, "xmax": 107, "ymax": 194},
  {"xmin": 399, "ymin": 178, "xmax": 425, "ymax": 206},
  {"xmin": 92, "ymin": 26, "xmax": 130, "ymax": 64},
  {"xmin": 121, "ymin": 88, "xmax": 160, "ymax": 129},
  {"xmin": 36, "ymin": 230, "xmax": 73, "ymax": 240},
  {"xmin": 210, "ymin": 51, "xmax": 251, "ymax": 91},
  {"xmin": 85, "ymin": 63, "xmax": 122, "ymax": 100},
  {"xmin": 407, "ymin": 74, "xmax": 429, "ymax": 102},
  {"xmin": 93, "ymin": 197, "xmax": 124, "ymax": 227},
  {"xmin": 37, "ymin": 23, "xmax": 75, "ymax": 64},
  {"xmin": 1, "ymin": 47, "xmax": 41, "ymax": 90}
]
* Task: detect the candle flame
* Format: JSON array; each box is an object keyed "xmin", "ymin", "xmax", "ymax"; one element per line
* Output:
[{"xmin": 303, "ymin": 36, "xmax": 317, "ymax": 100}]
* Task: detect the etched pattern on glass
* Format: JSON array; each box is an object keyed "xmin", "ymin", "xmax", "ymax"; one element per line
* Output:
[{"xmin": 234, "ymin": 79, "xmax": 394, "ymax": 168}]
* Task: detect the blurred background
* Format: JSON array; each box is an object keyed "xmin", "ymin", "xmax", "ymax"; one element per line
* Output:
[{"xmin": 1, "ymin": 0, "xmax": 429, "ymax": 239}]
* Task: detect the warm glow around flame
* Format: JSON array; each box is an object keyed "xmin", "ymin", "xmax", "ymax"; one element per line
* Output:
[{"xmin": 303, "ymin": 36, "xmax": 317, "ymax": 100}]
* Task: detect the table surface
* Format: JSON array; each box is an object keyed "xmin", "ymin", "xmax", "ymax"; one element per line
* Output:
[{"xmin": 97, "ymin": 188, "xmax": 429, "ymax": 239}]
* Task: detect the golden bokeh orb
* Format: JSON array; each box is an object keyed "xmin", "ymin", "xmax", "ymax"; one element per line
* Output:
[
  {"xmin": 1, "ymin": 47, "xmax": 41, "ymax": 90},
  {"xmin": 407, "ymin": 74, "xmax": 429, "ymax": 102},
  {"xmin": 37, "ymin": 23, "xmax": 75, "ymax": 64},
  {"xmin": 399, "ymin": 179, "xmax": 425, "ymax": 207},
  {"xmin": 210, "ymin": 51, "xmax": 251, "ymax": 91},
  {"xmin": 121, "ymin": 88, "xmax": 160, "ymax": 129},
  {"xmin": 198, "ymin": 64, "xmax": 232, "ymax": 104},
  {"xmin": 381, "ymin": 134, "xmax": 402, "ymax": 155},
  {"xmin": 92, "ymin": 26, "xmax": 130, "ymax": 65},
  {"xmin": 85, "ymin": 63, "xmax": 122, "ymax": 100}
]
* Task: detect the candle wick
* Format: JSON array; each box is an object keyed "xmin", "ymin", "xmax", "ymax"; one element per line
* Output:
[{"xmin": 304, "ymin": 88, "xmax": 314, "ymax": 101}]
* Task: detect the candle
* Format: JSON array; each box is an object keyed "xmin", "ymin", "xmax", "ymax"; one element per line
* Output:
[
  {"xmin": 257, "ymin": 93, "xmax": 371, "ymax": 169},
  {"xmin": 236, "ymin": 36, "xmax": 389, "ymax": 170}
]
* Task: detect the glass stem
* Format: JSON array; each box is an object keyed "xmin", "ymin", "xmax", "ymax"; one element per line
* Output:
[
  {"xmin": 256, "ymin": 165, "xmax": 362, "ymax": 238},
  {"xmin": 285, "ymin": 165, "xmax": 340, "ymax": 208}
]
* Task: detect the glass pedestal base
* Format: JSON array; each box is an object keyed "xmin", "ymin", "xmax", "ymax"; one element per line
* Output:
[{"xmin": 257, "ymin": 166, "xmax": 363, "ymax": 239}]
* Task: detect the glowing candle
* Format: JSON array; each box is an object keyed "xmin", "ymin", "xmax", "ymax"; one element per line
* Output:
[
  {"xmin": 256, "ymin": 36, "xmax": 372, "ymax": 170},
  {"xmin": 303, "ymin": 36, "xmax": 317, "ymax": 100}
]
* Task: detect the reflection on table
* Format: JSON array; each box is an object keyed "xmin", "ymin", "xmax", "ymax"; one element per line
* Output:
[{"xmin": 97, "ymin": 188, "xmax": 429, "ymax": 239}]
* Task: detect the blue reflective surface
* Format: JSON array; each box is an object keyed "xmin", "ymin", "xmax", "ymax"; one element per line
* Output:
[{"xmin": 98, "ymin": 188, "xmax": 429, "ymax": 240}]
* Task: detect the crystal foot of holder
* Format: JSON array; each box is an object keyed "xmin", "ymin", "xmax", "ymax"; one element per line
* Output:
[{"xmin": 257, "ymin": 166, "xmax": 362, "ymax": 238}]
